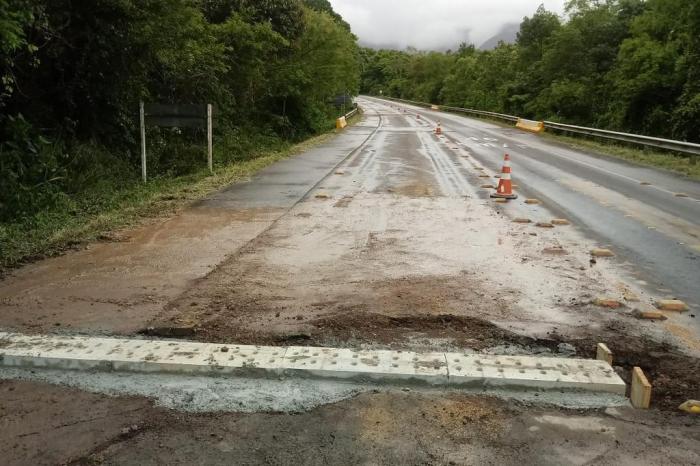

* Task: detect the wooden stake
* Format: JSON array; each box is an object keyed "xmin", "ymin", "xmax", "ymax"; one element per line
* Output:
[
  {"xmin": 596, "ymin": 343, "xmax": 613, "ymax": 365},
  {"xmin": 631, "ymin": 367, "xmax": 651, "ymax": 409}
]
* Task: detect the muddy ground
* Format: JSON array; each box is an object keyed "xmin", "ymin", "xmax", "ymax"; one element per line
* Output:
[
  {"xmin": 0, "ymin": 100, "xmax": 698, "ymax": 465},
  {"xmin": 146, "ymin": 123, "xmax": 698, "ymax": 410},
  {"xmin": 1, "ymin": 379, "xmax": 699, "ymax": 466}
]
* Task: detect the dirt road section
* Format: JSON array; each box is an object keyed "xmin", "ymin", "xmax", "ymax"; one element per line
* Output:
[
  {"xmin": 142, "ymin": 99, "xmax": 697, "ymax": 409},
  {"xmin": 0, "ymin": 116, "xmax": 379, "ymax": 335},
  {"xmin": 1, "ymin": 379, "xmax": 698, "ymax": 465},
  {"xmin": 1, "ymin": 99, "xmax": 699, "ymax": 466}
]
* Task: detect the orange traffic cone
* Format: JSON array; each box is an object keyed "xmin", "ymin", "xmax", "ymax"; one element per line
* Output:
[
  {"xmin": 491, "ymin": 154, "xmax": 517, "ymax": 200},
  {"xmin": 435, "ymin": 122, "xmax": 442, "ymax": 135}
]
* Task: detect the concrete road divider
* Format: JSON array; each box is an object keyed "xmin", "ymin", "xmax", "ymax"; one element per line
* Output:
[
  {"xmin": 516, "ymin": 118, "xmax": 545, "ymax": 133},
  {"xmin": 336, "ymin": 116, "xmax": 347, "ymax": 129},
  {"xmin": 0, "ymin": 332, "xmax": 626, "ymax": 395}
]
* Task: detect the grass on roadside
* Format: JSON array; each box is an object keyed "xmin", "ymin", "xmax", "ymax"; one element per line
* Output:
[
  {"xmin": 0, "ymin": 131, "xmax": 338, "ymax": 272},
  {"xmin": 540, "ymin": 131, "xmax": 700, "ymax": 180}
]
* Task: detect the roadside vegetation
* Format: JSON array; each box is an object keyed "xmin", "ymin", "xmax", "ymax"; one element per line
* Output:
[
  {"xmin": 360, "ymin": 0, "xmax": 700, "ymax": 143},
  {"xmin": 0, "ymin": 0, "xmax": 358, "ymax": 268},
  {"xmin": 0, "ymin": 130, "xmax": 348, "ymax": 270}
]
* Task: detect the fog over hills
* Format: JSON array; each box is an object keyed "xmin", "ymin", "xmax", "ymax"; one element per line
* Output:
[
  {"xmin": 479, "ymin": 22, "xmax": 520, "ymax": 50},
  {"xmin": 330, "ymin": 0, "xmax": 566, "ymax": 51}
]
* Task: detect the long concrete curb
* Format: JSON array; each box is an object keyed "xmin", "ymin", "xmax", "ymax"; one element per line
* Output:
[{"xmin": 0, "ymin": 332, "xmax": 626, "ymax": 394}]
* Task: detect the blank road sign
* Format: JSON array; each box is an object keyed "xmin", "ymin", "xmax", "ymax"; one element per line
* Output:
[{"xmin": 144, "ymin": 104, "xmax": 212, "ymax": 128}]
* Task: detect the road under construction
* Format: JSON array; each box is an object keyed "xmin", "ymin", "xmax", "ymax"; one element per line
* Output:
[{"xmin": 0, "ymin": 98, "xmax": 698, "ymax": 465}]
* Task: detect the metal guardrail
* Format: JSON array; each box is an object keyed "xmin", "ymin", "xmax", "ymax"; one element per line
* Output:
[
  {"xmin": 378, "ymin": 96, "xmax": 700, "ymax": 161},
  {"xmin": 543, "ymin": 121, "xmax": 700, "ymax": 158},
  {"xmin": 344, "ymin": 106, "xmax": 358, "ymax": 120}
]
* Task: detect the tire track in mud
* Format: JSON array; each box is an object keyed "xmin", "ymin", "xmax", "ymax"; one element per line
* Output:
[{"xmin": 151, "ymin": 106, "xmax": 386, "ymax": 324}]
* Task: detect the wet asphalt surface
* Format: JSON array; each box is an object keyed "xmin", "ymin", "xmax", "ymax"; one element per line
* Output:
[
  {"xmin": 1, "ymin": 98, "xmax": 700, "ymax": 466},
  {"xmin": 366, "ymin": 97, "xmax": 700, "ymax": 330}
]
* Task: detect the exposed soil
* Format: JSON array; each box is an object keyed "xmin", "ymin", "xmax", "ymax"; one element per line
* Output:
[
  {"xmin": 563, "ymin": 332, "xmax": 700, "ymax": 411},
  {"xmin": 2, "ymin": 378, "xmax": 698, "ymax": 466},
  {"xmin": 187, "ymin": 312, "xmax": 699, "ymax": 412},
  {"xmin": 1, "ymin": 100, "xmax": 698, "ymax": 466}
]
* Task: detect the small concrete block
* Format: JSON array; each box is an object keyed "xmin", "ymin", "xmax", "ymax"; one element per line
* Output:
[
  {"xmin": 524, "ymin": 199, "xmax": 540, "ymax": 205},
  {"xmin": 594, "ymin": 298, "xmax": 623, "ymax": 309},
  {"xmin": 632, "ymin": 310, "xmax": 668, "ymax": 321},
  {"xmin": 481, "ymin": 184, "xmax": 495, "ymax": 189},
  {"xmin": 314, "ymin": 192, "xmax": 331, "ymax": 199},
  {"xmin": 535, "ymin": 222, "xmax": 554, "ymax": 228},
  {"xmin": 596, "ymin": 343, "xmax": 613, "ymax": 365},
  {"xmin": 655, "ymin": 300, "xmax": 689, "ymax": 312},
  {"xmin": 631, "ymin": 367, "xmax": 651, "ymax": 409},
  {"xmin": 494, "ymin": 198, "xmax": 508, "ymax": 204},
  {"xmin": 334, "ymin": 171, "xmax": 345, "ymax": 175},
  {"xmin": 551, "ymin": 219, "xmax": 570, "ymax": 226},
  {"xmin": 590, "ymin": 248, "xmax": 615, "ymax": 257},
  {"xmin": 640, "ymin": 181, "xmax": 652, "ymax": 186},
  {"xmin": 674, "ymin": 193, "xmax": 689, "ymax": 198},
  {"xmin": 513, "ymin": 218, "xmax": 532, "ymax": 224},
  {"xmin": 479, "ymin": 174, "xmax": 491, "ymax": 178}
]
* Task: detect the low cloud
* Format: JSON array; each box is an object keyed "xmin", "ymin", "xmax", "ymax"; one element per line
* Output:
[{"xmin": 329, "ymin": 0, "xmax": 567, "ymax": 50}]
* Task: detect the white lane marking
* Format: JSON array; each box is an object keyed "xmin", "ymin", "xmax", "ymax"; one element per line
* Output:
[
  {"xmin": 402, "ymin": 104, "xmax": 699, "ymax": 202},
  {"xmin": 536, "ymin": 150, "xmax": 700, "ymax": 201}
]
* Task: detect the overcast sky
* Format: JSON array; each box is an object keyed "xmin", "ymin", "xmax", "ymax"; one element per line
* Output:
[{"xmin": 329, "ymin": 0, "xmax": 567, "ymax": 50}]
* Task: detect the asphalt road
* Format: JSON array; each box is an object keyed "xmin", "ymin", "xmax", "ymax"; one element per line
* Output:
[
  {"xmin": 1, "ymin": 97, "xmax": 699, "ymax": 465},
  {"xmin": 365, "ymin": 96, "xmax": 700, "ymax": 329}
]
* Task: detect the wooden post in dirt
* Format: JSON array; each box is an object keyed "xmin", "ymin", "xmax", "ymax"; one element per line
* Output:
[
  {"xmin": 207, "ymin": 104, "xmax": 213, "ymax": 173},
  {"xmin": 140, "ymin": 101, "xmax": 147, "ymax": 183}
]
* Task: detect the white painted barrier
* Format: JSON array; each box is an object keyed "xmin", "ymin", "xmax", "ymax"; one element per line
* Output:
[{"xmin": 0, "ymin": 332, "xmax": 625, "ymax": 394}]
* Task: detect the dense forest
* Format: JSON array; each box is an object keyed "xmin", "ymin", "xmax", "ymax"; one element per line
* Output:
[
  {"xmin": 0, "ymin": 0, "xmax": 358, "ymax": 223},
  {"xmin": 360, "ymin": 0, "xmax": 700, "ymax": 143}
]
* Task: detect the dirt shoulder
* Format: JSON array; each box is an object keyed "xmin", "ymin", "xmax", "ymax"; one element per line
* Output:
[{"xmin": 0, "ymin": 116, "xmax": 378, "ymax": 336}]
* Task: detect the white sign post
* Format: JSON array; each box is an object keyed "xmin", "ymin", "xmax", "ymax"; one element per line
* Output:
[{"xmin": 139, "ymin": 102, "xmax": 214, "ymax": 182}]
